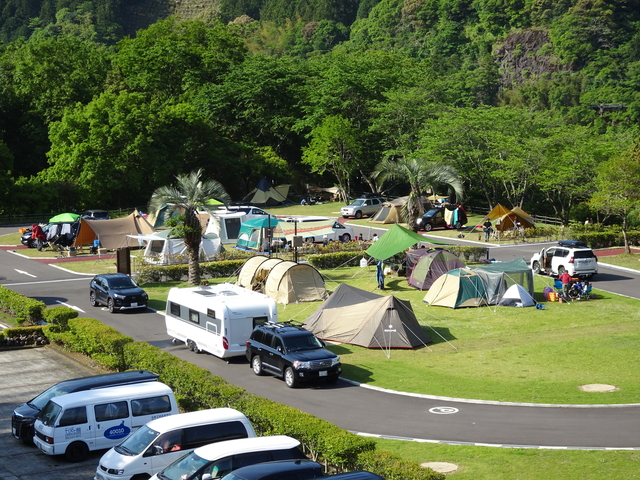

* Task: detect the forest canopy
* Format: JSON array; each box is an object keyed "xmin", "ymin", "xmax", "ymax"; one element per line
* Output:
[{"xmin": 0, "ymin": 0, "xmax": 639, "ymax": 223}]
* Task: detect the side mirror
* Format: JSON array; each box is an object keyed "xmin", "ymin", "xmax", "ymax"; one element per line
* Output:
[
  {"xmin": 277, "ymin": 346, "xmax": 283, "ymax": 353},
  {"xmin": 153, "ymin": 445, "xmax": 163, "ymax": 456}
]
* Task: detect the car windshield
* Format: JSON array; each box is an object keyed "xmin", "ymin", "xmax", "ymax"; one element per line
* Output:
[
  {"xmin": 284, "ymin": 334, "xmax": 323, "ymax": 352},
  {"xmin": 159, "ymin": 451, "xmax": 209, "ymax": 480},
  {"xmin": 29, "ymin": 384, "xmax": 74, "ymax": 409},
  {"xmin": 37, "ymin": 400, "xmax": 62, "ymax": 426},
  {"xmin": 115, "ymin": 425, "xmax": 160, "ymax": 456},
  {"xmin": 350, "ymin": 199, "xmax": 366, "ymax": 206},
  {"xmin": 108, "ymin": 276, "xmax": 138, "ymax": 289},
  {"xmin": 424, "ymin": 209, "xmax": 440, "ymax": 217}
]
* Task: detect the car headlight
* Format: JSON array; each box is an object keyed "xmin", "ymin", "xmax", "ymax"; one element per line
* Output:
[
  {"xmin": 330, "ymin": 357, "xmax": 340, "ymax": 366},
  {"xmin": 113, "ymin": 294, "xmax": 125, "ymax": 300},
  {"xmin": 416, "ymin": 218, "xmax": 422, "ymax": 224},
  {"xmin": 293, "ymin": 360, "xmax": 311, "ymax": 370}
]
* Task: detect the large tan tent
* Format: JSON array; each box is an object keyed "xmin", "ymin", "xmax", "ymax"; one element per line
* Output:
[
  {"xmin": 423, "ymin": 268, "xmax": 489, "ymax": 308},
  {"xmin": 263, "ymin": 261, "xmax": 326, "ymax": 304},
  {"xmin": 236, "ymin": 256, "xmax": 326, "ymax": 303},
  {"xmin": 369, "ymin": 197, "xmax": 407, "ymax": 224},
  {"xmin": 304, "ymin": 284, "xmax": 431, "ymax": 349},
  {"xmin": 73, "ymin": 211, "xmax": 155, "ymax": 250},
  {"xmin": 236, "ymin": 256, "xmax": 271, "ymax": 289}
]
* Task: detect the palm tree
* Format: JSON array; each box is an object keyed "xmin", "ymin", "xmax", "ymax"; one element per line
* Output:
[
  {"xmin": 148, "ymin": 170, "xmax": 231, "ymax": 285},
  {"xmin": 374, "ymin": 158, "xmax": 465, "ymax": 231}
]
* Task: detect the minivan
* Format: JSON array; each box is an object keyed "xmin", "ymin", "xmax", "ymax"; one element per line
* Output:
[
  {"xmin": 33, "ymin": 381, "xmax": 178, "ymax": 462},
  {"xmin": 12, "ymin": 370, "xmax": 158, "ymax": 443},
  {"xmin": 150, "ymin": 435, "xmax": 306, "ymax": 480},
  {"xmin": 96, "ymin": 408, "xmax": 256, "ymax": 480}
]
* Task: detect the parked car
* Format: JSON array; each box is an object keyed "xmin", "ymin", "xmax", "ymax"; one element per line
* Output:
[
  {"xmin": 279, "ymin": 217, "xmax": 354, "ymax": 242},
  {"xmin": 416, "ymin": 207, "xmax": 467, "ymax": 231},
  {"xmin": 341, "ymin": 197, "xmax": 385, "ymax": 219},
  {"xmin": 83, "ymin": 209, "xmax": 110, "ymax": 220},
  {"xmin": 89, "ymin": 273, "xmax": 148, "ymax": 313},
  {"xmin": 530, "ymin": 242, "xmax": 598, "ymax": 278},
  {"xmin": 246, "ymin": 322, "xmax": 341, "ymax": 388},
  {"xmin": 220, "ymin": 459, "xmax": 325, "ymax": 480},
  {"xmin": 12, "ymin": 370, "xmax": 158, "ymax": 443}
]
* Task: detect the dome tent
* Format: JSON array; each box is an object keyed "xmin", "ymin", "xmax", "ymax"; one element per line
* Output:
[
  {"xmin": 423, "ymin": 268, "xmax": 488, "ymax": 309},
  {"xmin": 498, "ymin": 284, "xmax": 536, "ymax": 307},
  {"xmin": 408, "ymin": 249, "xmax": 466, "ymax": 291}
]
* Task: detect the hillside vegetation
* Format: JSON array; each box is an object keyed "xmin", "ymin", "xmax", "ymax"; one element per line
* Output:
[{"xmin": 0, "ymin": 0, "xmax": 639, "ymax": 228}]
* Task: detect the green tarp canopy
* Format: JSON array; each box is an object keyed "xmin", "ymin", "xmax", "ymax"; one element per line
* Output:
[
  {"xmin": 365, "ymin": 224, "xmax": 447, "ymax": 261},
  {"xmin": 49, "ymin": 212, "xmax": 80, "ymax": 223}
]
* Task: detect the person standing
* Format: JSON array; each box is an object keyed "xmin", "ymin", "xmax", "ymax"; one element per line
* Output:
[
  {"xmin": 559, "ymin": 271, "xmax": 573, "ymax": 298},
  {"xmin": 376, "ymin": 261, "xmax": 385, "ymax": 290},
  {"xmin": 483, "ymin": 219, "xmax": 492, "ymax": 241},
  {"xmin": 31, "ymin": 224, "xmax": 46, "ymax": 251}
]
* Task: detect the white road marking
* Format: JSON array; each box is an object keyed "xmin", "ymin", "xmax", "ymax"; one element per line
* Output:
[
  {"xmin": 14, "ymin": 269, "xmax": 36, "ymax": 277},
  {"xmin": 55, "ymin": 300, "xmax": 86, "ymax": 313}
]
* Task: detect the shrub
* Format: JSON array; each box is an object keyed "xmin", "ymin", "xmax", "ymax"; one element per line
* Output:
[
  {"xmin": 43, "ymin": 306, "xmax": 79, "ymax": 332},
  {"xmin": 0, "ymin": 285, "xmax": 46, "ymax": 324}
]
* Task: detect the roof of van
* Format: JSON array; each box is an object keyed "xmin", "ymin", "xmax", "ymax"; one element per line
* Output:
[
  {"xmin": 48, "ymin": 370, "xmax": 159, "ymax": 392},
  {"xmin": 193, "ymin": 435, "xmax": 299, "ymax": 461},
  {"xmin": 145, "ymin": 408, "xmax": 250, "ymax": 432},
  {"xmin": 50, "ymin": 381, "xmax": 173, "ymax": 408}
]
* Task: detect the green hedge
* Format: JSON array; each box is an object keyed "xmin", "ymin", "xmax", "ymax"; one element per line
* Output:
[
  {"xmin": 308, "ymin": 252, "xmax": 365, "ymax": 269},
  {"xmin": 0, "ymin": 285, "xmax": 46, "ymax": 324},
  {"xmin": 44, "ymin": 318, "xmax": 133, "ymax": 371},
  {"xmin": 0, "ymin": 325, "xmax": 48, "ymax": 346},
  {"xmin": 138, "ymin": 259, "xmax": 245, "ymax": 283}
]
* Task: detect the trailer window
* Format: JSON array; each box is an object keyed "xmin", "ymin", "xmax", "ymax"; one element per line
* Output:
[
  {"xmin": 170, "ymin": 302, "xmax": 180, "ymax": 317},
  {"xmin": 189, "ymin": 309, "xmax": 200, "ymax": 324},
  {"xmin": 207, "ymin": 318, "xmax": 221, "ymax": 335},
  {"xmin": 253, "ymin": 317, "xmax": 268, "ymax": 328}
]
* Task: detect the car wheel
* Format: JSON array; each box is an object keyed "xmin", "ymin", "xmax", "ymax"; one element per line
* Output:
[
  {"xmin": 342, "ymin": 233, "xmax": 351, "ymax": 242},
  {"xmin": 454, "ymin": 222, "xmax": 462, "ymax": 229},
  {"xmin": 532, "ymin": 261, "xmax": 541, "ymax": 274},
  {"xmin": 424, "ymin": 223, "xmax": 433, "ymax": 232},
  {"xmin": 326, "ymin": 375, "xmax": 340, "ymax": 384},
  {"xmin": 305, "ymin": 237, "xmax": 315, "ymax": 243},
  {"xmin": 251, "ymin": 356, "xmax": 264, "ymax": 376},
  {"xmin": 65, "ymin": 441, "xmax": 89, "ymax": 462},
  {"xmin": 557, "ymin": 266, "xmax": 566, "ymax": 276},
  {"xmin": 89, "ymin": 291, "xmax": 98, "ymax": 307},
  {"xmin": 107, "ymin": 298, "xmax": 116, "ymax": 313},
  {"xmin": 284, "ymin": 367, "xmax": 297, "ymax": 388},
  {"xmin": 355, "ymin": 211, "xmax": 363, "ymax": 219}
]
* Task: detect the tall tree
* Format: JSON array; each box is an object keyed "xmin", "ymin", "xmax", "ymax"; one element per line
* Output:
[
  {"xmin": 302, "ymin": 115, "xmax": 361, "ymax": 203},
  {"xmin": 148, "ymin": 170, "xmax": 231, "ymax": 285},
  {"xmin": 589, "ymin": 137, "xmax": 640, "ymax": 253},
  {"xmin": 374, "ymin": 157, "xmax": 465, "ymax": 231}
]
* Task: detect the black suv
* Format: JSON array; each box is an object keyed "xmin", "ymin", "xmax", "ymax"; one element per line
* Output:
[
  {"xmin": 89, "ymin": 273, "xmax": 148, "ymax": 313},
  {"xmin": 246, "ymin": 322, "xmax": 341, "ymax": 388}
]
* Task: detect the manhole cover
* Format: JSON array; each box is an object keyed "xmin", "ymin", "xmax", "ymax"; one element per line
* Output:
[
  {"xmin": 421, "ymin": 462, "xmax": 459, "ymax": 473},
  {"xmin": 579, "ymin": 383, "xmax": 619, "ymax": 392}
]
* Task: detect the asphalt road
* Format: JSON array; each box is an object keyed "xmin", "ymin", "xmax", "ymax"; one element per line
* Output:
[{"xmin": 2, "ymin": 225, "xmax": 640, "ymax": 450}]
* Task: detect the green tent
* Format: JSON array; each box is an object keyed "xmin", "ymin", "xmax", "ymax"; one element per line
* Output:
[
  {"xmin": 365, "ymin": 224, "xmax": 446, "ymax": 261},
  {"xmin": 49, "ymin": 212, "xmax": 80, "ymax": 223},
  {"xmin": 423, "ymin": 268, "xmax": 489, "ymax": 308},
  {"xmin": 236, "ymin": 217, "xmax": 280, "ymax": 251}
]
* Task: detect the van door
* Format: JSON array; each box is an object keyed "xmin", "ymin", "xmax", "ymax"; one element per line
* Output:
[{"xmin": 93, "ymin": 400, "xmax": 133, "ymax": 451}]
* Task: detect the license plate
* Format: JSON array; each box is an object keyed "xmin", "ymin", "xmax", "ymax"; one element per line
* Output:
[
  {"xmin": 319, "ymin": 371, "xmax": 327, "ymax": 377},
  {"xmin": 131, "ymin": 302, "xmax": 138, "ymax": 307}
]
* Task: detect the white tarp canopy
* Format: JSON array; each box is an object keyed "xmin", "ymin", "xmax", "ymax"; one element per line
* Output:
[{"xmin": 128, "ymin": 231, "xmax": 221, "ymax": 265}]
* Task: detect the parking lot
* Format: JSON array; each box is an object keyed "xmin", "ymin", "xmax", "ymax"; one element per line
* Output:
[{"xmin": 0, "ymin": 346, "xmax": 105, "ymax": 480}]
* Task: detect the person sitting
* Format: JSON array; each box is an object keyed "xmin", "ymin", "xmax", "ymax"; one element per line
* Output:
[{"xmin": 31, "ymin": 224, "xmax": 46, "ymax": 251}]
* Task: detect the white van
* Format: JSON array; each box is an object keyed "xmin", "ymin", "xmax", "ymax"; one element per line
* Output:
[
  {"xmin": 165, "ymin": 283, "xmax": 277, "ymax": 359},
  {"xmin": 150, "ymin": 435, "xmax": 306, "ymax": 480},
  {"xmin": 96, "ymin": 408, "xmax": 256, "ymax": 480},
  {"xmin": 277, "ymin": 217, "xmax": 354, "ymax": 243},
  {"xmin": 33, "ymin": 382, "xmax": 178, "ymax": 462}
]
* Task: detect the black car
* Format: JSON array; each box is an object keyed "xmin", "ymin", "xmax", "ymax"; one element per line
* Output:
[
  {"xmin": 220, "ymin": 460, "xmax": 325, "ymax": 480},
  {"xmin": 416, "ymin": 206, "xmax": 467, "ymax": 231},
  {"xmin": 11, "ymin": 370, "xmax": 158, "ymax": 443},
  {"xmin": 246, "ymin": 322, "xmax": 341, "ymax": 388},
  {"xmin": 89, "ymin": 273, "xmax": 148, "ymax": 313}
]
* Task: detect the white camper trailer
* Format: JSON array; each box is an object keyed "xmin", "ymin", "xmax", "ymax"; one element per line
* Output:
[
  {"xmin": 165, "ymin": 283, "xmax": 278, "ymax": 359},
  {"xmin": 204, "ymin": 211, "xmax": 246, "ymax": 244}
]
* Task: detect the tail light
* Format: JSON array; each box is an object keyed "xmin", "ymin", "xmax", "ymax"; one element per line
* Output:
[
  {"xmin": 223, "ymin": 337, "xmax": 229, "ymax": 349},
  {"xmin": 568, "ymin": 256, "xmax": 574, "ymax": 263}
]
